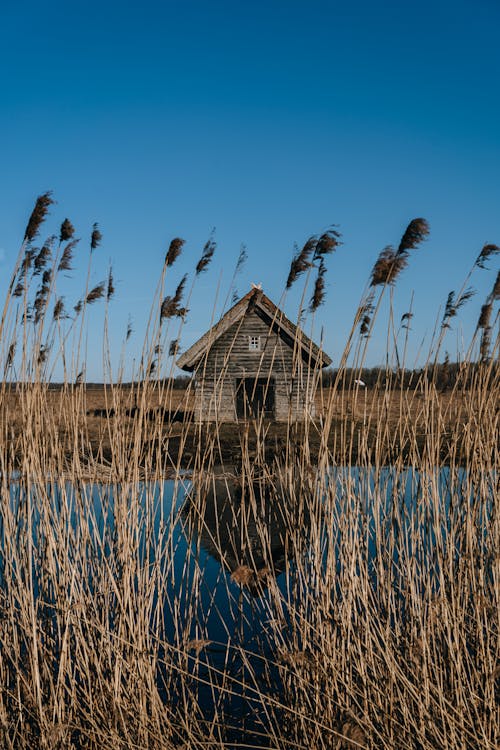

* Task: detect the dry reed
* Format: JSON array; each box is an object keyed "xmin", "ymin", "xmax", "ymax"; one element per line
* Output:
[{"xmin": 0, "ymin": 196, "xmax": 497, "ymax": 750}]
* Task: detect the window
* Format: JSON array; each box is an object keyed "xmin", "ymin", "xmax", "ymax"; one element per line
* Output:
[{"xmin": 248, "ymin": 335, "xmax": 261, "ymax": 351}]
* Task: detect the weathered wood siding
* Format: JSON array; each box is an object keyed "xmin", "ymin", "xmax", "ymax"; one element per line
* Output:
[{"xmin": 193, "ymin": 309, "xmax": 320, "ymax": 422}]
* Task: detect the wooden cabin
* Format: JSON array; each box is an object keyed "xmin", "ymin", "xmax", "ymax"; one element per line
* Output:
[{"xmin": 176, "ymin": 287, "xmax": 331, "ymax": 422}]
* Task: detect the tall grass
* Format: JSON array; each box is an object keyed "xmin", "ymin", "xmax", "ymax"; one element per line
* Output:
[{"xmin": 0, "ymin": 196, "xmax": 498, "ymax": 749}]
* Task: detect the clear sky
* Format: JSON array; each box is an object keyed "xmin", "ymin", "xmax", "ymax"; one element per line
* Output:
[{"xmin": 1, "ymin": 0, "xmax": 499, "ymax": 379}]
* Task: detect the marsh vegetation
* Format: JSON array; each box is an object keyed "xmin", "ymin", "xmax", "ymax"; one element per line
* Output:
[{"xmin": 0, "ymin": 195, "xmax": 498, "ymax": 748}]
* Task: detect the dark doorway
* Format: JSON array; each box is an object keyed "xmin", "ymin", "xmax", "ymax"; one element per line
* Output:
[{"xmin": 235, "ymin": 377, "xmax": 275, "ymax": 419}]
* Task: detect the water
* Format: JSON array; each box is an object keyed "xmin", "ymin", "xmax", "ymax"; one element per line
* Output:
[{"xmin": 0, "ymin": 466, "xmax": 496, "ymax": 744}]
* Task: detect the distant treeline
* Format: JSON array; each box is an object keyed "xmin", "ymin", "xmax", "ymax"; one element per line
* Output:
[
  {"xmin": 320, "ymin": 361, "xmax": 498, "ymax": 390},
  {"xmin": 3, "ymin": 376, "xmax": 194, "ymax": 391},
  {"xmin": 5, "ymin": 365, "xmax": 497, "ymax": 392}
]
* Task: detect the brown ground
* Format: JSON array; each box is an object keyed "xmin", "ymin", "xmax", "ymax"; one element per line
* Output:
[{"xmin": 0, "ymin": 382, "xmax": 489, "ymax": 469}]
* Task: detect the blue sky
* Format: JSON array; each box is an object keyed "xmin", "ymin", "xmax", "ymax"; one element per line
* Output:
[{"xmin": 1, "ymin": 0, "xmax": 499, "ymax": 379}]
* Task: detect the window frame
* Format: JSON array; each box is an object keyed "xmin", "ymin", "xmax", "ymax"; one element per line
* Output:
[{"xmin": 248, "ymin": 335, "xmax": 261, "ymax": 352}]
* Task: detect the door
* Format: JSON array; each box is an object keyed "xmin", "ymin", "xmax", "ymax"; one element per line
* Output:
[{"xmin": 235, "ymin": 377, "xmax": 275, "ymax": 418}]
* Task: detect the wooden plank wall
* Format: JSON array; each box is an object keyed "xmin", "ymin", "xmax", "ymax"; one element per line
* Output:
[{"xmin": 194, "ymin": 310, "xmax": 320, "ymax": 421}]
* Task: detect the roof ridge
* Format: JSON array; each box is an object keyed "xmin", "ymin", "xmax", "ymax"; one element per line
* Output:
[{"xmin": 176, "ymin": 287, "xmax": 331, "ymax": 371}]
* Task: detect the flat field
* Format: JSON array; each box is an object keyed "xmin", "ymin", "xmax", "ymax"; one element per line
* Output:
[{"xmin": 1, "ymin": 382, "xmax": 493, "ymax": 470}]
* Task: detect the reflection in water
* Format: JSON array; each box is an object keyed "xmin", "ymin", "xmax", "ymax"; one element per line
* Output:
[
  {"xmin": 176, "ymin": 473, "xmax": 297, "ymax": 747},
  {"xmin": 4, "ymin": 467, "xmax": 492, "ymax": 745},
  {"xmin": 182, "ymin": 470, "xmax": 304, "ymax": 595},
  {"xmin": 178, "ymin": 469, "xmax": 307, "ymax": 741}
]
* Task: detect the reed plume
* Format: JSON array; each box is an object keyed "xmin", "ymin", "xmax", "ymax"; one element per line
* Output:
[
  {"xmin": 359, "ymin": 316, "xmax": 371, "ymax": 335},
  {"xmin": 53, "ymin": 297, "xmax": 65, "ymax": 321},
  {"xmin": 58, "ymin": 239, "xmax": 79, "ymax": 272},
  {"xmin": 309, "ymin": 259, "xmax": 327, "ymax": 312},
  {"xmin": 34, "ymin": 240, "xmax": 53, "ymax": 275},
  {"xmin": 165, "ymin": 238, "xmax": 185, "ymax": 267},
  {"xmin": 175, "ymin": 274, "xmax": 187, "ymax": 303},
  {"xmin": 107, "ymin": 268, "xmax": 115, "ymax": 301},
  {"xmin": 357, "ymin": 293, "xmax": 375, "ymax": 336},
  {"xmin": 229, "ymin": 244, "xmax": 248, "ymax": 305},
  {"xmin": 286, "ymin": 239, "xmax": 315, "ymax": 289},
  {"xmin": 370, "ymin": 245, "xmax": 407, "ymax": 286},
  {"xmin": 21, "ymin": 248, "xmax": 35, "ymax": 274},
  {"xmin": 371, "ymin": 218, "xmax": 429, "ymax": 286},
  {"xmin": 477, "ymin": 269, "xmax": 500, "ymax": 359},
  {"xmin": 160, "ymin": 274, "xmax": 188, "ymax": 320},
  {"xmin": 59, "ymin": 218, "xmax": 75, "ymax": 243},
  {"xmin": 86, "ymin": 282, "xmax": 106, "ymax": 305},
  {"xmin": 33, "ymin": 282, "xmax": 50, "ymax": 323},
  {"xmin": 397, "ymin": 217, "xmax": 430, "ymax": 253},
  {"xmin": 24, "ymin": 191, "xmax": 53, "ymax": 242},
  {"xmin": 475, "ymin": 242, "xmax": 499, "ymax": 270},
  {"xmin": 313, "ymin": 227, "xmax": 342, "ymax": 259},
  {"xmin": 441, "ymin": 287, "xmax": 475, "ymax": 329},
  {"xmin": 160, "ymin": 298, "xmax": 175, "ymax": 320},
  {"xmin": 196, "ymin": 233, "xmax": 216, "ymax": 274},
  {"xmin": 235, "ymin": 243, "xmax": 248, "ymax": 274},
  {"xmin": 90, "ymin": 223, "xmax": 102, "ymax": 250},
  {"xmin": 287, "ymin": 227, "xmax": 341, "ymax": 290},
  {"xmin": 443, "ymin": 291, "xmax": 457, "ymax": 325}
]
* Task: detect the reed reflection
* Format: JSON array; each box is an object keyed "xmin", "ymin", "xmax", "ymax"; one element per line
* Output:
[{"xmin": 182, "ymin": 467, "xmax": 307, "ymax": 594}]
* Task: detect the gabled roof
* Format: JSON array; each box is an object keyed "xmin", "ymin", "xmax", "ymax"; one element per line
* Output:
[{"xmin": 176, "ymin": 288, "xmax": 332, "ymax": 372}]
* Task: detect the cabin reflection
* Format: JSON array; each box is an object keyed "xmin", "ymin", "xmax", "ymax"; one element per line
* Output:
[{"xmin": 183, "ymin": 472, "xmax": 302, "ymax": 592}]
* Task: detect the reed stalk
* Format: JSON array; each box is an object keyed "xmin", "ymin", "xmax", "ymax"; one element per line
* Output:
[{"xmin": 0, "ymin": 197, "xmax": 497, "ymax": 749}]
